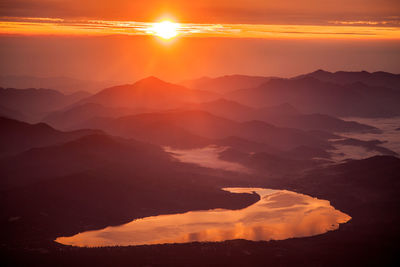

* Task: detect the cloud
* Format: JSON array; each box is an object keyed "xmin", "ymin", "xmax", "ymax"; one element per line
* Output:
[
  {"xmin": 1, "ymin": 17, "xmax": 399, "ymax": 39},
  {"xmin": 1, "ymin": 0, "xmax": 400, "ymax": 24}
]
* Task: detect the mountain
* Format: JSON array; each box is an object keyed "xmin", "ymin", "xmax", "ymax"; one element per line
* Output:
[
  {"xmin": 79, "ymin": 113, "xmax": 212, "ymax": 149},
  {"xmin": 0, "ymin": 105, "xmax": 27, "ymax": 122},
  {"xmin": 0, "ymin": 133, "xmax": 172, "ymax": 188},
  {"xmin": 0, "ymin": 87, "xmax": 91, "ymax": 122},
  {"xmin": 0, "ymin": 75, "xmax": 118, "ymax": 94},
  {"xmin": 225, "ymin": 77, "xmax": 400, "ymax": 117},
  {"xmin": 184, "ymin": 99, "xmax": 378, "ymax": 133},
  {"xmin": 333, "ymin": 138, "xmax": 398, "ymax": 156},
  {"xmin": 258, "ymin": 103, "xmax": 300, "ymax": 117},
  {"xmin": 296, "ymin": 69, "xmax": 400, "ymax": 90},
  {"xmin": 43, "ymin": 83, "xmax": 379, "ymax": 133},
  {"xmin": 215, "ymin": 136, "xmax": 280, "ymax": 154},
  {"xmin": 1, "ymin": 131, "xmax": 257, "ymax": 250},
  {"xmin": 81, "ymin": 110, "xmax": 331, "ymax": 151},
  {"xmin": 45, "ymin": 99, "xmax": 253, "ymax": 131},
  {"xmin": 180, "ymin": 99, "xmax": 256, "ymax": 121},
  {"xmin": 80, "ymin": 76, "xmax": 219, "ymax": 109},
  {"xmin": 181, "ymin": 75, "xmax": 272, "ymax": 94},
  {"xmin": 262, "ymin": 112, "xmax": 379, "ymax": 133},
  {"xmin": 0, "ymin": 117, "xmax": 101, "ymax": 158},
  {"xmin": 5, "ymin": 155, "xmax": 399, "ymax": 266},
  {"xmin": 219, "ymin": 149, "xmax": 321, "ymax": 175},
  {"xmin": 42, "ymin": 103, "xmax": 154, "ymax": 130}
]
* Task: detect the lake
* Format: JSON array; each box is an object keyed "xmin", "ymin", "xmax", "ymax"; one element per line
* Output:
[{"xmin": 56, "ymin": 188, "xmax": 351, "ymax": 247}]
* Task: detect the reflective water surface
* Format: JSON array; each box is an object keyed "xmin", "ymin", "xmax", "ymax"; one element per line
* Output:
[{"xmin": 55, "ymin": 188, "xmax": 351, "ymax": 247}]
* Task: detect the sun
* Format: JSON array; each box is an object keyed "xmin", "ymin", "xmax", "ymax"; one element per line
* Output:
[{"xmin": 149, "ymin": 20, "xmax": 179, "ymax": 39}]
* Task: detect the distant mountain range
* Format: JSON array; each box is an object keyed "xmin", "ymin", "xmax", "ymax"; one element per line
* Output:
[
  {"xmin": 294, "ymin": 69, "xmax": 400, "ymax": 90},
  {"xmin": 181, "ymin": 75, "xmax": 273, "ymax": 94},
  {"xmin": 4, "ymin": 70, "xmax": 400, "ymax": 124},
  {"xmin": 79, "ymin": 110, "xmax": 332, "ymax": 151},
  {"xmin": 180, "ymin": 99, "xmax": 379, "ymax": 133},
  {"xmin": 0, "ymin": 87, "xmax": 90, "ymax": 122},
  {"xmin": 42, "ymin": 79, "xmax": 379, "ymax": 134},
  {"xmin": 182, "ymin": 70, "xmax": 400, "ymax": 117},
  {"xmin": 0, "ymin": 75, "xmax": 119, "ymax": 94},
  {"xmin": 43, "ymin": 103, "xmax": 153, "ymax": 130},
  {"xmin": 183, "ymin": 70, "xmax": 400, "ymax": 93},
  {"xmin": 79, "ymin": 76, "xmax": 219, "ymax": 109},
  {"xmin": 2, "ymin": 70, "xmax": 398, "ymax": 160},
  {"xmin": 225, "ymin": 76, "xmax": 400, "ymax": 117}
]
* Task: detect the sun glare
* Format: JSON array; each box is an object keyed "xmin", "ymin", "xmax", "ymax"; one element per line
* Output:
[{"xmin": 149, "ymin": 21, "xmax": 179, "ymax": 39}]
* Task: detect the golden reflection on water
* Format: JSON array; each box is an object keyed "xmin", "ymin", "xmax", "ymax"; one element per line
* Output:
[{"xmin": 55, "ymin": 188, "xmax": 351, "ymax": 247}]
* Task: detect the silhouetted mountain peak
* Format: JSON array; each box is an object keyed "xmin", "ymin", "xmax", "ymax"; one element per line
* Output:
[
  {"xmin": 135, "ymin": 76, "xmax": 171, "ymax": 88},
  {"xmin": 82, "ymin": 76, "xmax": 218, "ymax": 110},
  {"xmin": 372, "ymin": 71, "xmax": 393, "ymax": 75},
  {"xmin": 312, "ymin": 69, "xmax": 331, "ymax": 75}
]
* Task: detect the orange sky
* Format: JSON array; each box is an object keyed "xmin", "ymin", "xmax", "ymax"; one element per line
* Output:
[
  {"xmin": 1, "ymin": 0, "xmax": 399, "ymax": 24},
  {"xmin": 0, "ymin": 0, "xmax": 399, "ymax": 81},
  {"xmin": 1, "ymin": 17, "xmax": 400, "ymax": 39}
]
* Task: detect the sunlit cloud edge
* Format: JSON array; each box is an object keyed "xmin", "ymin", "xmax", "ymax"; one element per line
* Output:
[{"xmin": 1, "ymin": 17, "xmax": 400, "ymax": 39}]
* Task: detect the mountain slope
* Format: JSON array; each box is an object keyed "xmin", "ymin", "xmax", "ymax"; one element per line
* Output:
[
  {"xmin": 81, "ymin": 77, "xmax": 219, "ymax": 109},
  {"xmin": 0, "ymin": 75, "xmax": 118, "ymax": 94},
  {"xmin": 183, "ymin": 99, "xmax": 378, "ymax": 133},
  {"xmin": 81, "ymin": 110, "xmax": 331, "ymax": 151},
  {"xmin": 42, "ymin": 103, "xmax": 153, "ymax": 130},
  {"xmin": 0, "ymin": 133, "xmax": 172, "ymax": 188},
  {"xmin": 296, "ymin": 69, "xmax": 400, "ymax": 90},
  {"xmin": 0, "ymin": 117, "xmax": 101, "ymax": 157},
  {"xmin": 0, "ymin": 87, "xmax": 90, "ymax": 122},
  {"xmin": 181, "ymin": 75, "xmax": 272, "ymax": 94},
  {"xmin": 0, "ymin": 105, "xmax": 28, "ymax": 122},
  {"xmin": 225, "ymin": 77, "xmax": 400, "ymax": 117}
]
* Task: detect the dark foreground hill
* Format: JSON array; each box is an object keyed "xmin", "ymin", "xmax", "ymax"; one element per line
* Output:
[
  {"xmin": 0, "ymin": 133, "xmax": 171, "ymax": 188},
  {"xmin": 0, "ymin": 123, "xmax": 258, "ymax": 250},
  {"xmin": 3, "ymin": 156, "xmax": 399, "ymax": 266}
]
